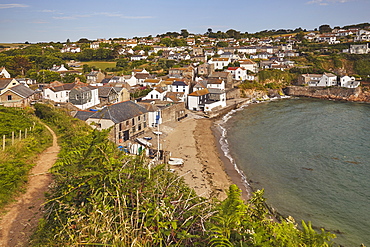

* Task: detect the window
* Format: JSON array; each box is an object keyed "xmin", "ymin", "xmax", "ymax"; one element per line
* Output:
[
  {"xmin": 126, "ymin": 121, "xmax": 129, "ymax": 126},
  {"xmin": 132, "ymin": 126, "xmax": 136, "ymax": 133},
  {"xmin": 138, "ymin": 124, "xmax": 141, "ymax": 131},
  {"xmin": 7, "ymin": 95, "xmax": 12, "ymax": 101},
  {"xmin": 138, "ymin": 116, "xmax": 141, "ymax": 121},
  {"xmin": 132, "ymin": 118, "xmax": 135, "ymax": 125}
]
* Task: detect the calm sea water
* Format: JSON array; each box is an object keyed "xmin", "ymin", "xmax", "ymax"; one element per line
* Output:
[{"xmin": 221, "ymin": 98, "xmax": 370, "ymax": 246}]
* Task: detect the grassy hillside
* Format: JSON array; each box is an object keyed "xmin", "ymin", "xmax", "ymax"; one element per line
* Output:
[
  {"xmin": 81, "ymin": 61, "xmax": 117, "ymax": 70},
  {"xmin": 31, "ymin": 103, "xmax": 336, "ymax": 246},
  {"xmin": 0, "ymin": 106, "xmax": 52, "ymax": 209}
]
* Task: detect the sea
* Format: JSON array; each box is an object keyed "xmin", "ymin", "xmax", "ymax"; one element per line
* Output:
[{"xmin": 218, "ymin": 97, "xmax": 370, "ymax": 246}]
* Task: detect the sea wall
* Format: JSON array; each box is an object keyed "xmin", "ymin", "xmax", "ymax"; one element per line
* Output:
[{"xmin": 283, "ymin": 86, "xmax": 370, "ymax": 102}]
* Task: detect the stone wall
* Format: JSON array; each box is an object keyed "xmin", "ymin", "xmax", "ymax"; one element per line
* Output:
[
  {"xmin": 161, "ymin": 102, "xmax": 186, "ymax": 123},
  {"xmin": 283, "ymin": 86, "xmax": 370, "ymax": 102}
]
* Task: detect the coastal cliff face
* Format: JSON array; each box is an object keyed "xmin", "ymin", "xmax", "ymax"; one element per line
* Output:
[{"xmin": 283, "ymin": 86, "xmax": 370, "ymax": 102}]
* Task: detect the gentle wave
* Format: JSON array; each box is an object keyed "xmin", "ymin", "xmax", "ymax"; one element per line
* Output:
[{"xmin": 216, "ymin": 96, "xmax": 290, "ymax": 197}]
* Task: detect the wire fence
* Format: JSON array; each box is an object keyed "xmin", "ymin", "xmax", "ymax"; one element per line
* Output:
[{"xmin": 2, "ymin": 123, "xmax": 35, "ymax": 151}]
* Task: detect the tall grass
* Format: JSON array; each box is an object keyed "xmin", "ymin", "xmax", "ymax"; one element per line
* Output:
[{"xmin": 0, "ymin": 107, "xmax": 52, "ymax": 209}]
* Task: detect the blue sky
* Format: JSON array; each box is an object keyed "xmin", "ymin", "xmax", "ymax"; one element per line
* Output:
[{"xmin": 0, "ymin": 0, "xmax": 369, "ymax": 43}]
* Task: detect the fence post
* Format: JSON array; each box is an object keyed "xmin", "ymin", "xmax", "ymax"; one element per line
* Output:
[
  {"xmin": 12, "ymin": 131, "xmax": 14, "ymax": 145},
  {"xmin": 2, "ymin": 135, "xmax": 5, "ymax": 151},
  {"xmin": 25, "ymin": 128, "xmax": 27, "ymax": 138},
  {"xmin": 19, "ymin": 130, "xmax": 22, "ymax": 141}
]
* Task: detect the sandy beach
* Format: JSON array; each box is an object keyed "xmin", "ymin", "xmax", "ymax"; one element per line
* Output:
[{"xmin": 159, "ymin": 112, "xmax": 233, "ymax": 201}]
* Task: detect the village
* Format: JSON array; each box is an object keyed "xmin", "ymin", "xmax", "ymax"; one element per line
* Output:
[{"xmin": 0, "ymin": 25, "xmax": 369, "ymax": 159}]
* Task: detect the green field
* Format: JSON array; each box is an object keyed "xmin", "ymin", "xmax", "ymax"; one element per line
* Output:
[{"xmin": 81, "ymin": 61, "xmax": 117, "ymax": 70}]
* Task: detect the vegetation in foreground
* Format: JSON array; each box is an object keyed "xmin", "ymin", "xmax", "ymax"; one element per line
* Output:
[
  {"xmin": 30, "ymin": 103, "xmax": 336, "ymax": 246},
  {"xmin": 0, "ymin": 106, "xmax": 52, "ymax": 209}
]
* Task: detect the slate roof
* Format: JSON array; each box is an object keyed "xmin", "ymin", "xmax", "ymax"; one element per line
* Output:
[
  {"xmin": 172, "ymin": 81, "xmax": 188, "ymax": 86},
  {"xmin": 98, "ymin": 87, "xmax": 116, "ymax": 97},
  {"xmin": 0, "ymin": 78, "xmax": 16, "ymax": 90},
  {"xmin": 82, "ymin": 101, "xmax": 148, "ymax": 124},
  {"xmin": 74, "ymin": 111, "xmax": 95, "ymax": 121},
  {"xmin": 6, "ymin": 84, "xmax": 34, "ymax": 98}
]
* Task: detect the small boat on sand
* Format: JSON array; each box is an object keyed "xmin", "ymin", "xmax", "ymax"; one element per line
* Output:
[
  {"xmin": 153, "ymin": 131, "xmax": 163, "ymax": 135},
  {"xmin": 168, "ymin": 157, "xmax": 184, "ymax": 166},
  {"xmin": 136, "ymin": 138, "xmax": 152, "ymax": 147}
]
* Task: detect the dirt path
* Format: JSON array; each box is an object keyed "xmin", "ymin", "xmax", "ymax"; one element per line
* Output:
[{"xmin": 0, "ymin": 124, "xmax": 60, "ymax": 247}]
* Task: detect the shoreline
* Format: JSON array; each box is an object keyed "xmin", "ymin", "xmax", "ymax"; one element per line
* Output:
[
  {"xmin": 161, "ymin": 113, "xmax": 232, "ymax": 200},
  {"xmin": 211, "ymin": 117, "xmax": 254, "ymax": 201},
  {"xmin": 161, "ymin": 99, "xmax": 256, "ymax": 202}
]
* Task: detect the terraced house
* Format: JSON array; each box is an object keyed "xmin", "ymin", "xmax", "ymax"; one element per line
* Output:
[{"xmin": 74, "ymin": 101, "xmax": 148, "ymax": 144}]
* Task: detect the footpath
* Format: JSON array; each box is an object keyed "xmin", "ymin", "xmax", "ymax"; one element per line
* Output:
[{"xmin": 0, "ymin": 124, "xmax": 60, "ymax": 247}]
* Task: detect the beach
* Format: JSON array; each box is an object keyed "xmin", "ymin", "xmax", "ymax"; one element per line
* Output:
[{"xmin": 159, "ymin": 112, "xmax": 243, "ymax": 201}]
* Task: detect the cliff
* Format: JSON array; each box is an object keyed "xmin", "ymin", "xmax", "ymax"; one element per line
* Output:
[{"xmin": 283, "ymin": 86, "xmax": 370, "ymax": 103}]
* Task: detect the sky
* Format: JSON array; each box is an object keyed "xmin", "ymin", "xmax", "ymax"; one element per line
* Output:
[{"xmin": 0, "ymin": 0, "xmax": 369, "ymax": 43}]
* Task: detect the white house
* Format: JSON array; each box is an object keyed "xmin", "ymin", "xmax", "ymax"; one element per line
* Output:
[
  {"xmin": 208, "ymin": 57, "xmax": 231, "ymax": 70},
  {"xmin": 187, "ymin": 88, "xmax": 210, "ymax": 111},
  {"xmin": 50, "ymin": 64, "xmax": 68, "ymax": 72},
  {"xmin": 239, "ymin": 59, "xmax": 258, "ymax": 73},
  {"xmin": 316, "ymin": 73, "xmax": 338, "ymax": 86},
  {"xmin": 169, "ymin": 80, "xmax": 189, "ymax": 95},
  {"xmin": 0, "ymin": 67, "xmax": 11, "ymax": 78},
  {"xmin": 226, "ymin": 67, "xmax": 248, "ymax": 81},
  {"xmin": 61, "ymin": 45, "xmax": 81, "ymax": 53},
  {"xmin": 237, "ymin": 46, "xmax": 258, "ymax": 54},
  {"xmin": 142, "ymin": 88, "xmax": 167, "ymax": 101},
  {"xmin": 206, "ymin": 78, "xmax": 225, "ymax": 90},
  {"xmin": 298, "ymin": 73, "xmax": 337, "ymax": 87},
  {"xmin": 69, "ymin": 85, "xmax": 100, "ymax": 110},
  {"xmin": 43, "ymin": 81, "xmax": 75, "ymax": 103},
  {"xmin": 204, "ymin": 88, "xmax": 226, "ymax": 112},
  {"xmin": 142, "ymin": 78, "xmax": 161, "ymax": 88},
  {"xmin": 340, "ymin": 76, "xmax": 360, "ymax": 88},
  {"xmin": 316, "ymin": 35, "xmax": 339, "ymax": 44},
  {"xmin": 131, "ymin": 55, "xmax": 148, "ymax": 61},
  {"xmin": 187, "ymin": 87, "xmax": 226, "ymax": 112}
]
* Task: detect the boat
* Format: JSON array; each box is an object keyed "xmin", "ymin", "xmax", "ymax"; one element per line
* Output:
[
  {"xmin": 143, "ymin": 136, "xmax": 152, "ymax": 140},
  {"xmin": 168, "ymin": 157, "xmax": 184, "ymax": 166},
  {"xmin": 136, "ymin": 138, "xmax": 152, "ymax": 147},
  {"xmin": 153, "ymin": 131, "xmax": 163, "ymax": 135}
]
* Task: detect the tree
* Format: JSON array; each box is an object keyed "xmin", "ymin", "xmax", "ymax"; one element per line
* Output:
[
  {"xmin": 226, "ymin": 29, "xmax": 241, "ymax": 39},
  {"xmin": 295, "ymin": 31, "xmax": 305, "ymax": 42},
  {"xmin": 61, "ymin": 73, "xmax": 86, "ymax": 84},
  {"xmin": 35, "ymin": 70, "xmax": 61, "ymax": 83},
  {"xmin": 77, "ymin": 38, "xmax": 91, "ymax": 43},
  {"xmin": 8, "ymin": 56, "xmax": 32, "ymax": 76},
  {"xmin": 180, "ymin": 29, "xmax": 189, "ymax": 38},
  {"xmin": 319, "ymin": 24, "xmax": 332, "ymax": 34},
  {"xmin": 216, "ymin": 41, "xmax": 229, "ymax": 47}
]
